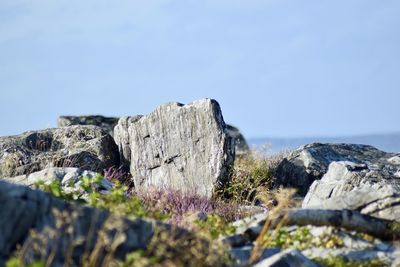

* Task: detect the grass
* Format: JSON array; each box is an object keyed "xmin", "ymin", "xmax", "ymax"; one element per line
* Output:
[
  {"xmin": 260, "ymin": 226, "xmax": 345, "ymax": 250},
  {"xmin": 214, "ymin": 149, "xmax": 287, "ymax": 207},
  {"xmin": 313, "ymin": 257, "xmax": 389, "ymax": 267}
]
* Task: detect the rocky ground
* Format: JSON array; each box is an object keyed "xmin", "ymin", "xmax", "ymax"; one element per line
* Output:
[{"xmin": 0, "ymin": 98, "xmax": 399, "ymax": 267}]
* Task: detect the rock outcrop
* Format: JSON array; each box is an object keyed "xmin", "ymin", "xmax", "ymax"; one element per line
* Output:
[
  {"xmin": 0, "ymin": 181, "xmax": 223, "ymax": 266},
  {"xmin": 0, "ymin": 126, "xmax": 119, "ymax": 178},
  {"xmin": 114, "ymin": 99, "xmax": 234, "ymax": 197},
  {"xmin": 226, "ymin": 125, "xmax": 250, "ymax": 155},
  {"xmin": 274, "ymin": 143, "xmax": 398, "ymax": 196},
  {"xmin": 58, "ymin": 115, "xmax": 119, "ymax": 137},
  {"xmin": 303, "ymin": 160, "xmax": 400, "ymax": 221}
]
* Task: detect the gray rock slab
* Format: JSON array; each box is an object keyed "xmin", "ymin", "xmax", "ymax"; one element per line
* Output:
[
  {"xmin": 0, "ymin": 125, "xmax": 119, "ymax": 178},
  {"xmin": 253, "ymin": 249, "xmax": 319, "ymax": 267},
  {"xmin": 230, "ymin": 246, "xmax": 280, "ymax": 267},
  {"xmin": 303, "ymin": 161, "xmax": 400, "ymax": 221},
  {"xmin": 114, "ymin": 99, "xmax": 235, "ymax": 198},
  {"xmin": 58, "ymin": 115, "xmax": 119, "ymax": 137}
]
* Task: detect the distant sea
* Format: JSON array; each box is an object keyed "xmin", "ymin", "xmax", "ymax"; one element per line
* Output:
[{"xmin": 249, "ymin": 132, "xmax": 400, "ymax": 154}]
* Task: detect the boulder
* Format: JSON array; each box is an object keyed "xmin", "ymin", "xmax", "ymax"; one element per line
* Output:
[
  {"xmin": 274, "ymin": 143, "xmax": 398, "ymax": 196},
  {"xmin": 114, "ymin": 99, "xmax": 235, "ymax": 198},
  {"xmin": 226, "ymin": 125, "xmax": 250, "ymax": 155},
  {"xmin": 0, "ymin": 126, "xmax": 119, "ymax": 178},
  {"xmin": 0, "ymin": 181, "xmax": 225, "ymax": 267},
  {"xmin": 58, "ymin": 115, "xmax": 119, "ymax": 137},
  {"xmin": 302, "ymin": 161, "xmax": 400, "ymax": 221}
]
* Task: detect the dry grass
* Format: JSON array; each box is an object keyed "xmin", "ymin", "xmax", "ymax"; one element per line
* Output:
[
  {"xmin": 215, "ymin": 146, "xmax": 290, "ymax": 207},
  {"xmin": 249, "ymin": 188, "xmax": 297, "ymax": 264}
]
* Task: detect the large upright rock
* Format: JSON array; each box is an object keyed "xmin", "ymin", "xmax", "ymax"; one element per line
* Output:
[
  {"xmin": 58, "ymin": 115, "xmax": 119, "ymax": 136},
  {"xmin": 274, "ymin": 143, "xmax": 397, "ymax": 196},
  {"xmin": 114, "ymin": 99, "xmax": 235, "ymax": 197},
  {"xmin": 0, "ymin": 126, "xmax": 119, "ymax": 178}
]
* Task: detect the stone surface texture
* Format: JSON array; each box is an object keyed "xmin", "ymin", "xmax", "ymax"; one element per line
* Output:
[
  {"xmin": 302, "ymin": 160, "xmax": 400, "ymax": 221},
  {"xmin": 58, "ymin": 115, "xmax": 120, "ymax": 137},
  {"xmin": 253, "ymin": 249, "xmax": 319, "ymax": 267},
  {"xmin": 114, "ymin": 99, "xmax": 235, "ymax": 197},
  {"xmin": 274, "ymin": 143, "xmax": 399, "ymax": 196},
  {"xmin": 0, "ymin": 126, "xmax": 119, "ymax": 178}
]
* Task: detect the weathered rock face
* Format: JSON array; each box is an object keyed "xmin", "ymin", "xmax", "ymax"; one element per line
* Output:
[
  {"xmin": 0, "ymin": 126, "xmax": 119, "ymax": 178},
  {"xmin": 226, "ymin": 124, "xmax": 250, "ymax": 155},
  {"xmin": 274, "ymin": 143, "xmax": 398, "ymax": 196},
  {"xmin": 114, "ymin": 99, "xmax": 235, "ymax": 198},
  {"xmin": 114, "ymin": 115, "xmax": 143, "ymax": 169},
  {"xmin": 303, "ymin": 160, "xmax": 400, "ymax": 221},
  {"xmin": 58, "ymin": 115, "xmax": 119, "ymax": 136},
  {"xmin": 0, "ymin": 181, "xmax": 223, "ymax": 267}
]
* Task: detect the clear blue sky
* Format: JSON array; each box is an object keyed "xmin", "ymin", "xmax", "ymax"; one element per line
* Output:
[{"xmin": 1, "ymin": 0, "xmax": 399, "ymax": 139}]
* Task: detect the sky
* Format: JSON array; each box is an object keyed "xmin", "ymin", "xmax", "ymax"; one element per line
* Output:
[{"xmin": 1, "ymin": 0, "xmax": 399, "ymax": 139}]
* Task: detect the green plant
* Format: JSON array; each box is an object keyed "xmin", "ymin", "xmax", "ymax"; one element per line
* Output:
[
  {"xmin": 88, "ymin": 182, "xmax": 169, "ymax": 220},
  {"xmin": 34, "ymin": 179, "xmax": 77, "ymax": 201},
  {"xmin": 262, "ymin": 226, "xmax": 344, "ymax": 251},
  {"xmin": 313, "ymin": 256, "xmax": 389, "ymax": 267},
  {"xmin": 5, "ymin": 257, "xmax": 44, "ymax": 267},
  {"xmin": 195, "ymin": 214, "xmax": 236, "ymax": 240},
  {"xmin": 34, "ymin": 176, "xmax": 169, "ymax": 221},
  {"xmin": 118, "ymin": 250, "xmax": 160, "ymax": 267}
]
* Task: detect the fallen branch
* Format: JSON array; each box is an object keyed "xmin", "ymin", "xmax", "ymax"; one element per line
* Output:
[{"xmin": 269, "ymin": 209, "xmax": 400, "ymax": 241}]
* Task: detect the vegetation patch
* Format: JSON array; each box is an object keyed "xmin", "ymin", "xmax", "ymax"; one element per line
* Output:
[
  {"xmin": 34, "ymin": 175, "xmax": 168, "ymax": 221},
  {"xmin": 215, "ymin": 150, "xmax": 286, "ymax": 206},
  {"xmin": 262, "ymin": 226, "xmax": 344, "ymax": 250},
  {"xmin": 313, "ymin": 256, "xmax": 389, "ymax": 267}
]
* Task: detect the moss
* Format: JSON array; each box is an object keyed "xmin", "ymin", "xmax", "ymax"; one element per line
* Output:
[
  {"xmin": 5, "ymin": 258, "xmax": 44, "ymax": 267},
  {"xmin": 262, "ymin": 226, "xmax": 344, "ymax": 250},
  {"xmin": 313, "ymin": 256, "xmax": 389, "ymax": 267}
]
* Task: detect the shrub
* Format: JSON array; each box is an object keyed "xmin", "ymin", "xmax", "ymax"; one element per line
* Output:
[
  {"xmin": 215, "ymin": 149, "xmax": 288, "ymax": 206},
  {"xmin": 136, "ymin": 187, "xmax": 247, "ymax": 226}
]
